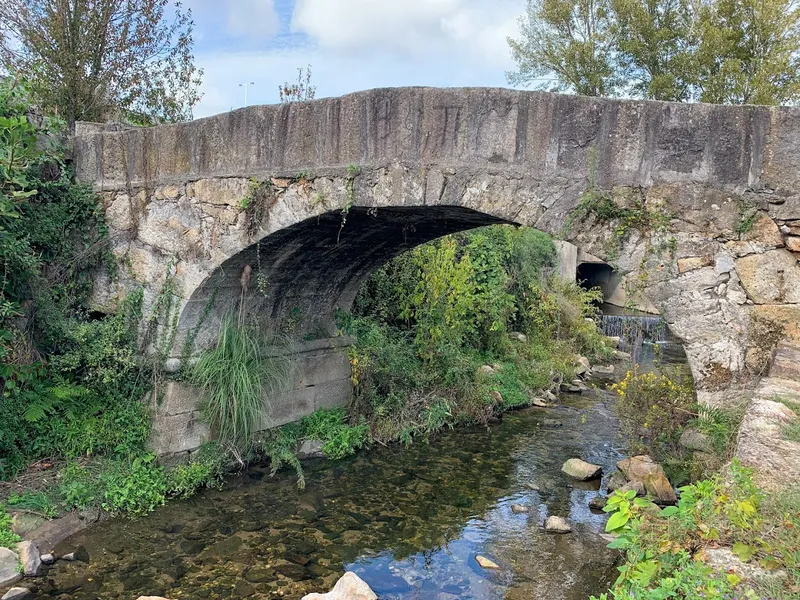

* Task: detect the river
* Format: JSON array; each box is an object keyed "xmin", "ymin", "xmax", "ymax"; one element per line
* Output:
[{"xmin": 39, "ymin": 322, "xmax": 685, "ymax": 599}]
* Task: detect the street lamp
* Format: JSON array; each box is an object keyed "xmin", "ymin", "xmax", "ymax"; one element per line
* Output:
[{"xmin": 239, "ymin": 81, "xmax": 255, "ymax": 107}]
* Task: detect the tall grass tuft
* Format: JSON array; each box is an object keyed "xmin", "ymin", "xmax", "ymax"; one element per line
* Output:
[{"xmin": 190, "ymin": 314, "xmax": 292, "ymax": 462}]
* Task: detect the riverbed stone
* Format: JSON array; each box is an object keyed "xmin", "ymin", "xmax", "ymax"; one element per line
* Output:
[
  {"xmin": 39, "ymin": 554, "xmax": 54, "ymax": 565},
  {"xmin": 643, "ymin": 474, "xmax": 677, "ymax": 505},
  {"xmin": 15, "ymin": 541, "xmax": 42, "ymax": 577},
  {"xmin": 606, "ymin": 471, "xmax": 627, "ymax": 492},
  {"xmin": 511, "ymin": 504, "xmax": 529, "ymax": 514},
  {"xmin": 531, "ymin": 397, "xmax": 548, "ymax": 407},
  {"xmin": 545, "ymin": 516, "xmax": 572, "ymax": 533},
  {"xmin": 561, "ymin": 458, "xmax": 602, "ymax": 481},
  {"xmin": 589, "ymin": 496, "xmax": 607, "ymax": 510},
  {"xmin": 10, "ymin": 514, "xmax": 45, "ymax": 538},
  {"xmin": 475, "ymin": 555, "xmax": 501, "ymax": 570},
  {"xmin": 301, "ymin": 571, "xmax": 378, "ymax": 600},
  {"xmin": 297, "ymin": 439, "xmax": 325, "ymax": 460},
  {"xmin": 617, "ymin": 456, "xmax": 676, "ymax": 504},
  {"xmin": 0, "ymin": 547, "xmax": 22, "ymax": 588},
  {"xmin": 1, "ymin": 589, "xmax": 31, "ymax": 600}
]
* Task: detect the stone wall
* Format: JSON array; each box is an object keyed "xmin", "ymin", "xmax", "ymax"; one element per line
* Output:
[
  {"xmin": 73, "ymin": 87, "xmax": 800, "ymax": 410},
  {"xmin": 150, "ymin": 337, "xmax": 353, "ymax": 459}
]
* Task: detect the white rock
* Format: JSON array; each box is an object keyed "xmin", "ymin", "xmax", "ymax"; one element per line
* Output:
[
  {"xmin": 163, "ymin": 357, "xmax": 182, "ymax": 373},
  {"xmin": 301, "ymin": 571, "xmax": 377, "ymax": 600},
  {"xmin": 39, "ymin": 554, "xmax": 54, "ymax": 565},
  {"xmin": 15, "ymin": 541, "xmax": 42, "ymax": 577},
  {"xmin": 511, "ymin": 504, "xmax": 529, "ymax": 514},
  {"xmin": 545, "ymin": 516, "xmax": 572, "ymax": 533},
  {"xmin": 0, "ymin": 547, "xmax": 22, "ymax": 588},
  {"xmin": 561, "ymin": 458, "xmax": 603, "ymax": 480},
  {"xmin": 475, "ymin": 555, "xmax": 501, "ymax": 569}
]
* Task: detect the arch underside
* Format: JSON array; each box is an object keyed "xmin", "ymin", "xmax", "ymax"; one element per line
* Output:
[{"xmin": 177, "ymin": 206, "xmax": 510, "ymax": 351}]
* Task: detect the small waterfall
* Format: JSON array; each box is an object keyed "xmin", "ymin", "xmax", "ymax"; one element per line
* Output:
[{"xmin": 599, "ymin": 314, "xmax": 668, "ymax": 344}]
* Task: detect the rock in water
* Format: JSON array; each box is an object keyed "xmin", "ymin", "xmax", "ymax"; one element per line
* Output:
[
  {"xmin": 531, "ymin": 397, "xmax": 548, "ymax": 407},
  {"xmin": 606, "ymin": 471, "xmax": 627, "ymax": 492},
  {"xmin": 545, "ymin": 516, "xmax": 572, "ymax": 533},
  {"xmin": 15, "ymin": 541, "xmax": 42, "ymax": 577},
  {"xmin": 297, "ymin": 439, "xmax": 325, "ymax": 460},
  {"xmin": 0, "ymin": 547, "xmax": 22, "ymax": 588},
  {"xmin": 561, "ymin": 458, "xmax": 603, "ymax": 481},
  {"xmin": 301, "ymin": 571, "xmax": 378, "ymax": 600},
  {"xmin": 475, "ymin": 555, "xmax": 502, "ymax": 570},
  {"xmin": 617, "ymin": 455, "xmax": 676, "ymax": 504},
  {"xmin": 2, "ymin": 589, "xmax": 31, "ymax": 600},
  {"xmin": 511, "ymin": 504, "xmax": 529, "ymax": 514},
  {"xmin": 589, "ymin": 496, "xmax": 607, "ymax": 510}
]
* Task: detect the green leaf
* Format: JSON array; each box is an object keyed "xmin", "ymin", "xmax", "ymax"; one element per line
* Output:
[
  {"xmin": 660, "ymin": 505, "xmax": 679, "ymax": 517},
  {"xmin": 606, "ymin": 510, "xmax": 630, "ymax": 532},
  {"xmin": 606, "ymin": 536, "xmax": 630, "ymax": 550},
  {"xmin": 732, "ymin": 542, "xmax": 757, "ymax": 563}
]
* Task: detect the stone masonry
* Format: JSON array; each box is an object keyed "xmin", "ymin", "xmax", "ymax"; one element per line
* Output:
[{"xmin": 73, "ymin": 87, "xmax": 800, "ymax": 455}]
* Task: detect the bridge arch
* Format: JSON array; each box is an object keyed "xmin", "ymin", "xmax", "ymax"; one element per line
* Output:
[{"xmin": 75, "ymin": 87, "xmax": 800, "ymax": 440}]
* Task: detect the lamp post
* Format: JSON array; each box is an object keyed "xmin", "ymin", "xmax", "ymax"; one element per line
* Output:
[{"xmin": 239, "ymin": 81, "xmax": 255, "ymax": 107}]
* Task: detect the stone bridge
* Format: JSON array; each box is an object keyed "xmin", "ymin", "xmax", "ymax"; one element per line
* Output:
[{"xmin": 74, "ymin": 87, "xmax": 800, "ymax": 456}]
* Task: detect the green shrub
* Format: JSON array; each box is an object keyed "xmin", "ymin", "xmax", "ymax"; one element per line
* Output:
[
  {"xmin": 166, "ymin": 443, "xmax": 227, "ymax": 499},
  {"xmin": 301, "ymin": 408, "xmax": 371, "ymax": 460},
  {"xmin": 191, "ymin": 315, "xmax": 292, "ymax": 459},
  {"xmin": 257, "ymin": 422, "xmax": 305, "ymax": 488},
  {"xmin": 0, "ymin": 505, "xmax": 21, "ymax": 549},
  {"xmin": 58, "ymin": 462, "xmax": 98, "ymax": 511},
  {"xmin": 100, "ymin": 454, "xmax": 166, "ymax": 515}
]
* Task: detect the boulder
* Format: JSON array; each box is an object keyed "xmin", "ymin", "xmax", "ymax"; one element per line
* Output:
[
  {"xmin": 1, "ymin": 589, "xmax": 31, "ymax": 600},
  {"xmin": 613, "ymin": 350, "xmax": 632, "ymax": 361},
  {"xmin": 574, "ymin": 356, "xmax": 591, "ymax": 376},
  {"xmin": 606, "ymin": 471, "xmax": 627, "ymax": 492},
  {"xmin": 530, "ymin": 397, "xmax": 548, "ymax": 408},
  {"xmin": 10, "ymin": 514, "xmax": 45, "ymax": 538},
  {"xmin": 475, "ymin": 556, "xmax": 501, "ymax": 570},
  {"xmin": 592, "ymin": 365, "xmax": 615, "ymax": 376},
  {"xmin": 544, "ymin": 516, "xmax": 572, "ymax": 533},
  {"xmin": 679, "ymin": 428, "xmax": 713, "ymax": 453},
  {"xmin": 301, "ymin": 572, "xmax": 377, "ymax": 600},
  {"xmin": 0, "ymin": 547, "xmax": 22, "ymax": 588},
  {"xmin": 618, "ymin": 481, "xmax": 646, "ymax": 497},
  {"xmin": 543, "ymin": 390, "xmax": 558, "ymax": 403},
  {"xmin": 15, "ymin": 541, "xmax": 42, "ymax": 577},
  {"xmin": 616, "ymin": 455, "xmax": 662, "ymax": 482},
  {"xmin": 561, "ymin": 458, "xmax": 602, "ymax": 481},
  {"xmin": 510, "ymin": 504, "xmax": 529, "ymax": 514},
  {"xmin": 605, "ymin": 336, "xmax": 621, "ymax": 348},
  {"xmin": 297, "ymin": 439, "xmax": 325, "ymax": 460},
  {"xmin": 617, "ymin": 456, "xmax": 676, "ymax": 504}
]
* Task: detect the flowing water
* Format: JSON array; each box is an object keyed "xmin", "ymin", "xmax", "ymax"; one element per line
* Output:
[
  {"xmin": 40, "ymin": 394, "xmax": 627, "ymax": 600},
  {"xmin": 35, "ymin": 310, "xmax": 690, "ymax": 600}
]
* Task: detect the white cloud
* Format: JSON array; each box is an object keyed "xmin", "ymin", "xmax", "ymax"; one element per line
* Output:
[
  {"xmin": 190, "ymin": 0, "xmax": 527, "ymax": 118},
  {"xmin": 225, "ymin": 0, "xmax": 280, "ymax": 40},
  {"xmin": 291, "ymin": 0, "xmax": 522, "ymax": 64}
]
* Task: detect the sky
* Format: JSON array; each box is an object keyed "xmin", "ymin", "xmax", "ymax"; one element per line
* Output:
[{"xmin": 184, "ymin": 0, "xmax": 527, "ymax": 118}]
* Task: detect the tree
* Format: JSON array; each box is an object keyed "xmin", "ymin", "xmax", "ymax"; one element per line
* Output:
[
  {"xmin": 694, "ymin": 0, "xmax": 800, "ymax": 105},
  {"xmin": 506, "ymin": 0, "xmax": 621, "ymax": 97},
  {"xmin": 610, "ymin": 0, "xmax": 698, "ymax": 101},
  {"xmin": 0, "ymin": 0, "xmax": 203, "ymax": 128}
]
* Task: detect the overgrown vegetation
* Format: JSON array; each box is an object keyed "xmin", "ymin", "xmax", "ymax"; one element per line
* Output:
[
  {"xmin": 613, "ymin": 366, "xmax": 745, "ymax": 483},
  {"xmin": 0, "ymin": 79, "xmax": 229, "ymax": 522},
  {"xmin": 190, "ymin": 314, "xmax": 292, "ymax": 462},
  {"xmin": 594, "ymin": 462, "xmax": 800, "ymax": 599},
  {"xmin": 334, "ymin": 225, "xmax": 612, "ymax": 448}
]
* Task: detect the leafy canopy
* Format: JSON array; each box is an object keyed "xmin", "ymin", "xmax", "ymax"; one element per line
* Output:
[
  {"xmin": 0, "ymin": 0, "xmax": 203, "ymax": 127},
  {"xmin": 507, "ymin": 0, "xmax": 800, "ymax": 105}
]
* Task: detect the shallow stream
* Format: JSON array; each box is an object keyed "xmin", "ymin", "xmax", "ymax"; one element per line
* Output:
[{"xmin": 41, "ymin": 393, "xmax": 626, "ymax": 600}]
